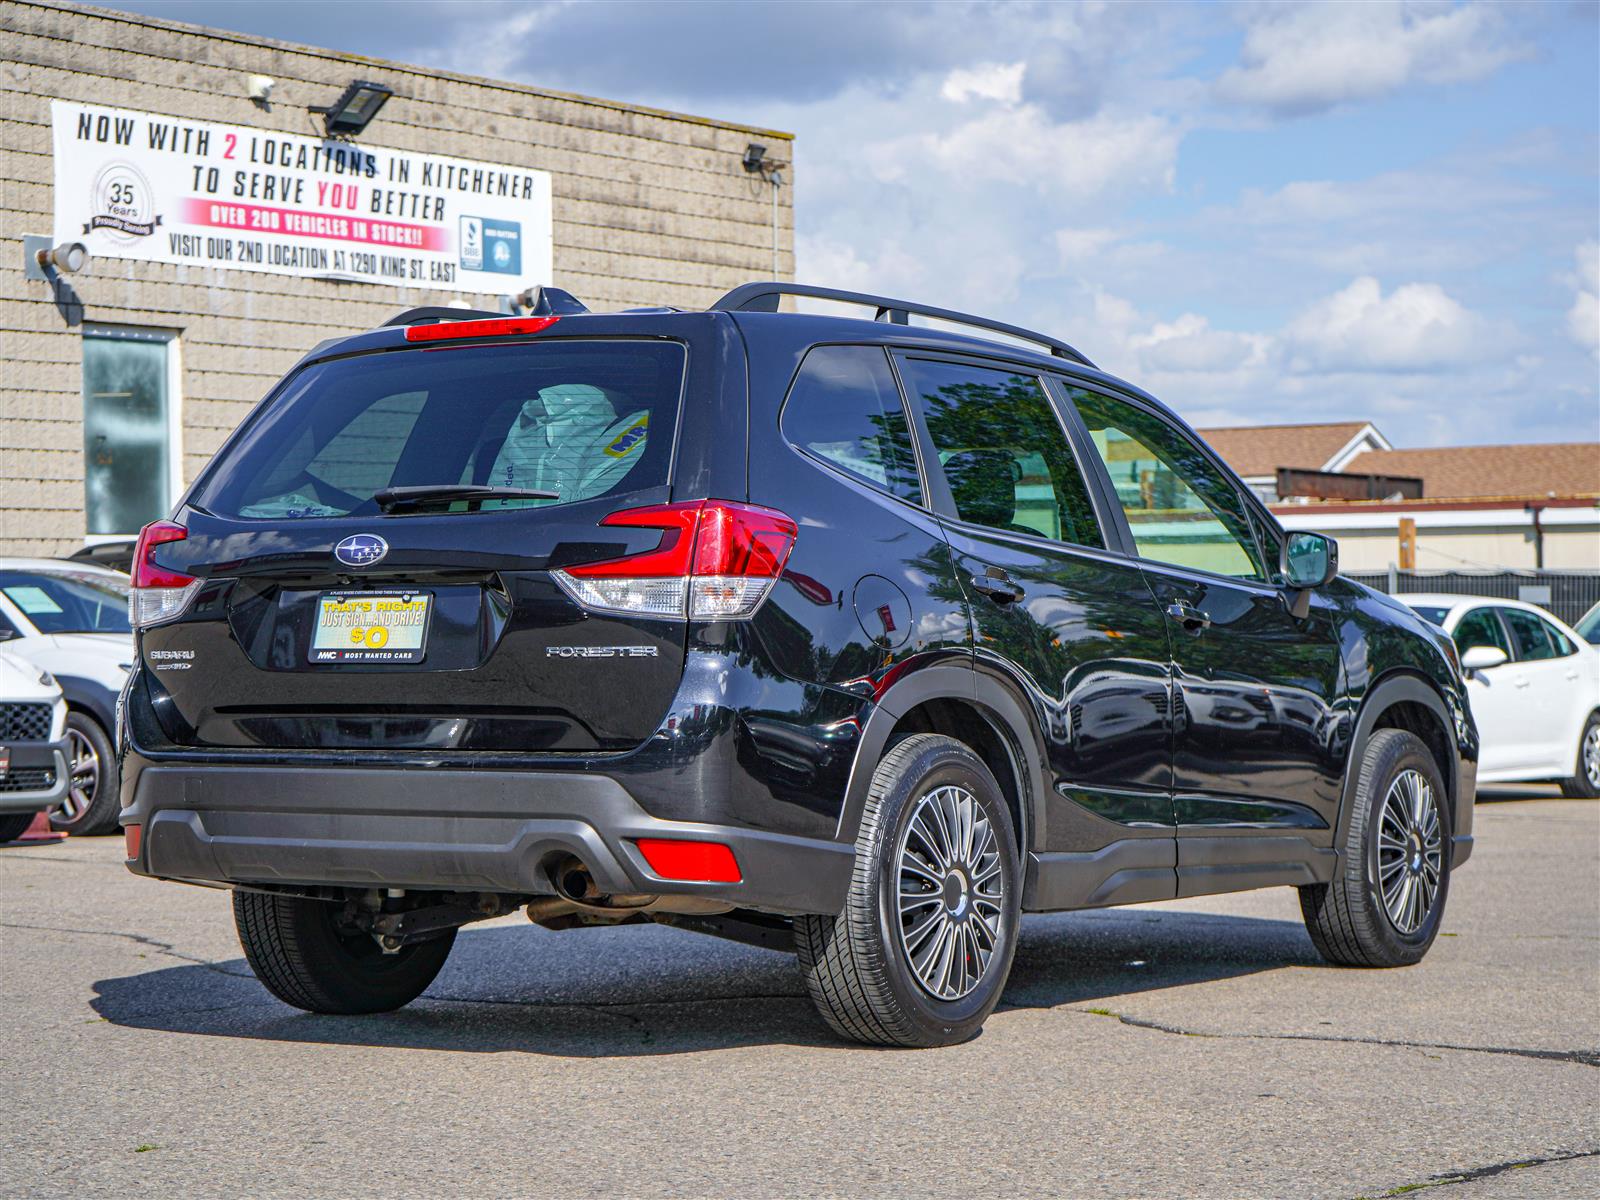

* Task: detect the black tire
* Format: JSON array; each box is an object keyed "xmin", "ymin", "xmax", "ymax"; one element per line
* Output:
[
  {"xmin": 1558, "ymin": 712, "xmax": 1600, "ymax": 799},
  {"xmin": 0, "ymin": 812, "xmax": 38, "ymax": 843},
  {"xmin": 796, "ymin": 733, "xmax": 1021, "ymax": 1047},
  {"xmin": 49, "ymin": 711, "xmax": 121, "ymax": 836},
  {"xmin": 233, "ymin": 891, "xmax": 455, "ymax": 1014},
  {"xmin": 1300, "ymin": 728, "xmax": 1451, "ymax": 967}
]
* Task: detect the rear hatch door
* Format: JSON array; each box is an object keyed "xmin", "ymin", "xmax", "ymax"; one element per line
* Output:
[{"xmin": 140, "ymin": 325, "xmax": 710, "ymax": 753}]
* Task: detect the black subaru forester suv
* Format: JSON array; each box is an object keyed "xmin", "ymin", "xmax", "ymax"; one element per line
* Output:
[{"xmin": 120, "ymin": 282, "xmax": 1476, "ymax": 1047}]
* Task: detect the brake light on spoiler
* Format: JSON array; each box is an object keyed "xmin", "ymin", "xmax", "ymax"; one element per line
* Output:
[
  {"xmin": 129, "ymin": 520, "xmax": 201, "ymax": 628},
  {"xmin": 552, "ymin": 500, "xmax": 797, "ymax": 620},
  {"xmin": 403, "ymin": 315, "xmax": 560, "ymax": 343}
]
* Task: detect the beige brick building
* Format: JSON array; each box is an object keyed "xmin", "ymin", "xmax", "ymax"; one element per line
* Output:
[{"xmin": 0, "ymin": 0, "xmax": 794, "ymax": 555}]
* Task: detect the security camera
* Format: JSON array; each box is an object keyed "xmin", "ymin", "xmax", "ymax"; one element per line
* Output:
[{"xmin": 246, "ymin": 75, "xmax": 276, "ymax": 104}]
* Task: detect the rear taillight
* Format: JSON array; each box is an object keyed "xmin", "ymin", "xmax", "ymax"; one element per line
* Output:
[
  {"xmin": 129, "ymin": 521, "xmax": 200, "ymax": 628},
  {"xmin": 552, "ymin": 500, "xmax": 797, "ymax": 620}
]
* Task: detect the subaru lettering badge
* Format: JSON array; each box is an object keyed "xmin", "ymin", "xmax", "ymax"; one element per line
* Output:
[{"xmin": 334, "ymin": 533, "xmax": 388, "ymax": 568}]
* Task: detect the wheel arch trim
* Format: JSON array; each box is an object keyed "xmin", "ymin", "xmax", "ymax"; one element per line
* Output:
[
  {"xmin": 1336, "ymin": 670, "xmax": 1468, "ymax": 866},
  {"xmin": 834, "ymin": 662, "xmax": 1051, "ymax": 854}
]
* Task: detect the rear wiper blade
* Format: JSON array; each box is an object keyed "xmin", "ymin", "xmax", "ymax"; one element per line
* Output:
[{"xmin": 373, "ymin": 485, "xmax": 559, "ymax": 511}]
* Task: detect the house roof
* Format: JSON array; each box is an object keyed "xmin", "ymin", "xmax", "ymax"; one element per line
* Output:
[
  {"xmin": 1196, "ymin": 422, "xmax": 1376, "ymax": 477},
  {"xmin": 1341, "ymin": 443, "xmax": 1600, "ymax": 500}
]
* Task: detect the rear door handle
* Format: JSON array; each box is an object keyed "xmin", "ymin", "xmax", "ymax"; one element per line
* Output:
[
  {"xmin": 970, "ymin": 569, "xmax": 1024, "ymax": 605},
  {"xmin": 1165, "ymin": 602, "xmax": 1212, "ymax": 633}
]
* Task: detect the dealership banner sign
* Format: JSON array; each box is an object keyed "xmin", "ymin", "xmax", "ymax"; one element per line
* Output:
[{"xmin": 52, "ymin": 101, "xmax": 553, "ymax": 294}]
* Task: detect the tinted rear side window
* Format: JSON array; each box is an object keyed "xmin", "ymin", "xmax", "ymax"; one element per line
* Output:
[
  {"xmin": 194, "ymin": 341, "xmax": 685, "ymax": 519},
  {"xmin": 899, "ymin": 357, "xmax": 1103, "ymax": 548},
  {"xmin": 781, "ymin": 345, "xmax": 921, "ymax": 504},
  {"xmin": 1501, "ymin": 607, "xmax": 1574, "ymax": 660}
]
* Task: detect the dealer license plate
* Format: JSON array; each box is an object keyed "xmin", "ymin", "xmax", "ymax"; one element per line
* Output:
[{"xmin": 309, "ymin": 590, "xmax": 433, "ymax": 664}]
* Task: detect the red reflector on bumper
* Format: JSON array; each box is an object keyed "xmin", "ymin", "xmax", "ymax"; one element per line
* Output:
[
  {"xmin": 124, "ymin": 824, "xmax": 142, "ymax": 861},
  {"xmin": 634, "ymin": 838, "xmax": 741, "ymax": 883}
]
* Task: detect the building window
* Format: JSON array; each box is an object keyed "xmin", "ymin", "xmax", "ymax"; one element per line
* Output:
[{"xmin": 81, "ymin": 326, "xmax": 180, "ymax": 536}]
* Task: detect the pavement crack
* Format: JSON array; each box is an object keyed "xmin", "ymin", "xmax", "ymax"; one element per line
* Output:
[
  {"xmin": 1004, "ymin": 1002, "xmax": 1600, "ymax": 1067},
  {"xmin": 1353, "ymin": 1146, "xmax": 1600, "ymax": 1197},
  {"xmin": 0, "ymin": 919, "xmax": 251, "ymax": 978}
]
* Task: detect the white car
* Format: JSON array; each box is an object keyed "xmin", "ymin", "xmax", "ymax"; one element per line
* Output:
[
  {"xmin": 1403, "ymin": 595, "xmax": 1600, "ymax": 797},
  {"xmin": 0, "ymin": 559, "xmax": 134, "ymax": 834},
  {"xmin": 0, "ymin": 646, "xmax": 70, "ymax": 843}
]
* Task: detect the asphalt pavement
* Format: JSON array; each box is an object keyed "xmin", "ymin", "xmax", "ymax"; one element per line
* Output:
[{"xmin": 2, "ymin": 788, "xmax": 1595, "ymax": 1199}]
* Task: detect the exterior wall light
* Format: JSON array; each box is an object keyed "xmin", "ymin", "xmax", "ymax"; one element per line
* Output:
[
  {"xmin": 312, "ymin": 81, "xmax": 393, "ymax": 136},
  {"xmin": 24, "ymin": 236, "xmax": 89, "ymax": 279}
]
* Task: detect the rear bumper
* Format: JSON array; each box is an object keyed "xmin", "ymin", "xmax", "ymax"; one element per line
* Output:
[
  {"xmin": 0, "ymin": 743, "xmax": 69, "ymax": 813},
  {"xmin": 120, "ymin": 763, "xmax": 853, "ymax": 915}
]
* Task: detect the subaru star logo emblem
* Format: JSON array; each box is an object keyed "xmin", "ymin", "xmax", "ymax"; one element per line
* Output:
[{"xmin": 334, "ymin": 533, "xmax": 388, "ymax": 568}]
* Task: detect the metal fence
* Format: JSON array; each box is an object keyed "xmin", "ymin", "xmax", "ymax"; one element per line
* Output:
[{"xmin": 1346, "ymin": 568, "xmax": 1600, "ymax": 627}]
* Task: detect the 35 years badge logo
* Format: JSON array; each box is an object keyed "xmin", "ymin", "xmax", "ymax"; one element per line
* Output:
[{"xmin": 85, "ymin": 161, "xmax": 161, "ymax": 240}]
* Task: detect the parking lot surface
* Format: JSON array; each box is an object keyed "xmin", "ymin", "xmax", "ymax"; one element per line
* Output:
[{"xmin": 3, "ymin": 790, "xmax": 1595, "ymax": 1199}]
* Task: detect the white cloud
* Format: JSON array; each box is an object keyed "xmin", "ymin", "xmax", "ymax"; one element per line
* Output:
[
  {"xmin": 1131, "ymin": 313, "xmax": 1272, "ymax": 374},
  {"xmin": 1284, "ymin": 276, "xmax": 1499, "ymax": 372},
  {"xmin": 1216, "ymin": 1, "xmax": 1529, "ymax": 116},
  {"xmin": 1568, "ymin": 241, "xmax": 1599, "ymax": 358},
  {"xmin": 1053, "ymin": 227, "xmax": 1124, "ymax": 261},
  {"xmin": 940, "ymin": 61, "xmax": 1026, "ymax": 106},
  {"xmin": 889, "ymin": 106, "xmax": 1179, "ymax": 200}
]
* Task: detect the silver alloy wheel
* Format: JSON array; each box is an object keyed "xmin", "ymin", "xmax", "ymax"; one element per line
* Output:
[
  {"xmin": 1583, "ymin": 723, "xmax": 1600, "ymax": 790},
  {"xmin": 1376, "ymin": 768, "xmax": 1443, "ymax": 935},
  {"xmin": 895, "ymin": 784, "xmax": 1005, "ymax": 1001},
  {"xmin": 52, "ymin": 726, "xmax": 100, "ymax": 823}
]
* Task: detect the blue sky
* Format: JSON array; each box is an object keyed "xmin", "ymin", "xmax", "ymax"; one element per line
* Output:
[{"xmin": 107, "ymin": 1, "xmax": 1599, "ymax": 448}]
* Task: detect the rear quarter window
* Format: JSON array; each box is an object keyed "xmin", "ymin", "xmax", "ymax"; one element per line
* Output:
[{"xmin": 194, "ymin": 340, "xmax": 685, "ymax": 519}]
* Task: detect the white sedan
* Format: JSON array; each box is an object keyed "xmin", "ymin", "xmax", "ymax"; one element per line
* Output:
[{"xmin": 1403, "ymin": 595, "xmax": 1600, "ymax": 797}]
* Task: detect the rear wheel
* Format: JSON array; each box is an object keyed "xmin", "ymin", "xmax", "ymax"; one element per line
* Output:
[
  {"xmin": 49, "ymin": 712, "xmax": 121, "ymax": 836},
  {"xmin": 1300, "ymin": 728, "xmax": 1450, "ymax": 967},
  {"xmin": 796, "ymin": 734, "xmax": 1021, "ymax": 1047},
  {"xmin": 0, "ymin": 813, "xmax": 37, "ymax": 843},
  {"xmin": 1558, "ymin": 713, "xmax": 1600, "ymax": 799},
  {"xmin": 233, "ymin": 891, "xmax": 455, "ymax": 1014}
]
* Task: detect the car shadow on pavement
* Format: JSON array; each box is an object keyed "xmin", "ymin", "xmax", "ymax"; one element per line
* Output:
[{"xmin": 90, "ymin": 908, "xmax": 1319, "ymax": 1057}]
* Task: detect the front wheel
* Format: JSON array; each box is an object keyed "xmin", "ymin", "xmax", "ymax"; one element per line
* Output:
[
  {"xmin": 1300, "ymin": 728, "xmax": 1450, "ymax": 967},
  {"xmin": 49, "ymin": 712, "xmax": 121, "ymax": 836},
  {"xmin": 1559, "ymin": 713, "xmax": 1600, "ymax": 799},
  {"xmin": 233, "ymin": 892, "xmax": 455, "ymax": 1014},
  {"xmin": 796, "ymin": 734, "xmax": 1021, "ymax": 1047}
]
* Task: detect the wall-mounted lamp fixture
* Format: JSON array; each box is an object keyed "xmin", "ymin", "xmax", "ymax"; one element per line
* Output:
[
  {"xmin": 246, "ymin": 74, "xmax": 276, "ymax": 108},
  {"xmin": 312, "ymin": 80, "xmax": 393, "ymax": 136},
  {"xmin": 24, "ymin": 236, "xmax": 89, "ymax": 280},
  {"xmin": 742, "ymin": 144, "xmax": 789, "ymax": 277}
]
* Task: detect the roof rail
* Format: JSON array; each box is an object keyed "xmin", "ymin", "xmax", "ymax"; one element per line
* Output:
[
  {"xmin": 710, "ymin": 282, "xmax": 1094, "ymax": 368},
  {"xmin": 384, "ymin": 306, "xmax": 503, "ymax": 327}
]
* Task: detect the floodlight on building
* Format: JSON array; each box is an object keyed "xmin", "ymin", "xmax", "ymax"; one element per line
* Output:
[
  {"xmin": 246, "ymin": 74, "xmax": 276, "ymax": 106},
  {"xmin": 312, "ymin": 80, "xmax": 393, "ymax": 136},
  {"xmin": 35, "ymin": 241, "xmax": 88, "ymax": 275},
  {"xmin": 742, "ymin": 143, "xmax": 766, "ymax": 174}
]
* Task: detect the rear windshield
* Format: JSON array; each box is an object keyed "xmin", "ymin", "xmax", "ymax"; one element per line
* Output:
[
  {"xmin": 0, "ymin": 568, "xmax": 130, "ymax": 634},
  {"xmin": 194, "ymin": 340, "xmax": 685, "ymax": 519},
  {"xmin": 1408, "ymin": 605, "xmax": 1451, "ymax": 627}
]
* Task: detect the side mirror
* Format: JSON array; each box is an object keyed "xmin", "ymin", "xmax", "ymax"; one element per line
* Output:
[
  {"xmin": 1282, "ymin": 531, "xmax": 1338, "ymax": 590},
  {"xmin": 1460, "ymin": 645, "xmax": 1509, "ymax": 675}
]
